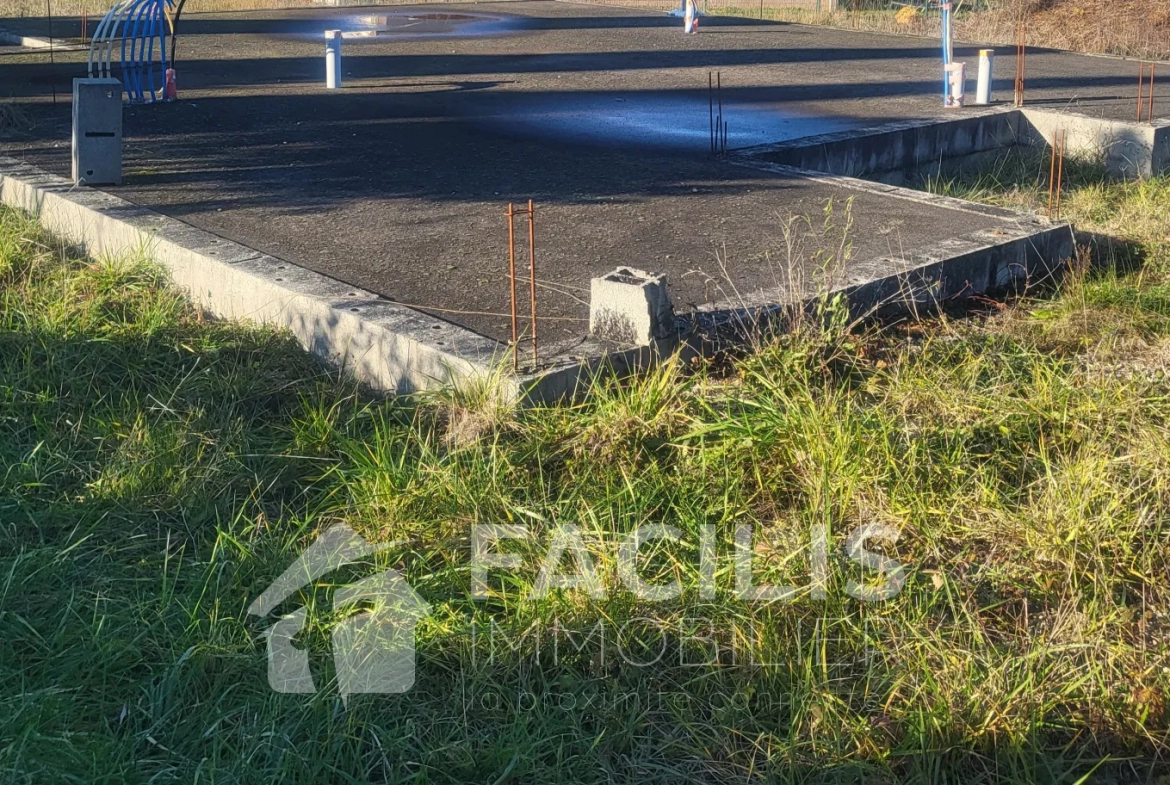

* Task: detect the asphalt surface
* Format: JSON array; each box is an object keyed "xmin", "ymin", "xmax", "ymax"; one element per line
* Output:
[{"xmin": 2, "ymin": 1, "xmax": 1159, "ymax": 344}]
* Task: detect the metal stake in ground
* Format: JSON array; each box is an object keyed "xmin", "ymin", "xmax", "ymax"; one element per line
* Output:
[
  {"xmin": 1138, "ymin": 63, "xmax": 1156, "ymax": 123},
  {"xmin": 46, "ymin": 0, "xmax": 56, "ymax": 105},
  {"xmin": 1014, "ymin": 17, "xmax": 1027, "ymax": 107},
  {"xmin": 527, "ymin": 199, "xmax": 538, "ymax": 368},
  {"xmin": 709, "ymin": 72, "xmax": 715, "ymax": 157},
  {"xmin": 506, "ymin": 202, "xmax": 519, "ymax": 369},
  {"xmin": 1047, "ymin": 130, "xmax": 1066, "ymax": 221},
  {"xmin": 503, "ymin": 200, "xmax": 539, "ymax": 369},
  {"xmin": 708, "ymin": 71, "xmax": 728, "ymax": 158}
]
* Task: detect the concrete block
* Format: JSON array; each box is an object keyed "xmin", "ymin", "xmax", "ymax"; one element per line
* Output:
[
  {"xmin": 1022, "ymin": 108, "xmax": 1169, "ymax": 179},
  {"xmin": 589, "ymin": 267, "xmax": 676, "ymax": 348},
  {"xmin": 72, "ymin": 78, "xmax": 123, "ymax": 186}
]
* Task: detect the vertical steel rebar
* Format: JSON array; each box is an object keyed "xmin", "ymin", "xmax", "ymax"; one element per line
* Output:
[
  {"xmin": 1138, "ymin": 64, "xmax": 1147, "ymax": 122},
  {"xmin": 527, "ymin": 200, "xmax": 538, "ymax": 368},
  {"xmin": 709, "ymin": 71, "xmax": 730, "ymax": 158},
  {"xmin": 1047, "ymin": 131, "xmax": 1066, "ymax": 221},
  {"xmin": 1150, "ymin": 65, "xmax": 1156, "ymax": 123},
  {"xmin": 717, "ymin": 71, "xmax": 722, "ymax": 133},
  {"xmin": 506, "ymin": 203, "xmax": 518, "ymax": 370},
  {"xmin": 1055, "ymin": 131, "xmax": 1065, "ymax": 220},
  {"xmin": 709, "ymin": 72, "xmax": 715, "ymax": 156},
  {"xmin": 1053, "ymin": 132, "xmax": 1062, "ymax": 217},
  {"xmin": 1138, "ymin": 63, "xmax": 1156, "ymax": 123},
  {"xmin": 81, "ymin": 9, "xmax": 87, "ymax": 44},
  {"xmin": 1139, "ymin": 65, "xmax": 1145, "ymax": 121},
  {"xmin": 46, "ymin": 0, "xmax": 57, "ymax": 104},
  {"xmin": 1014, "ymin": 19, "xmax": 1026, "ymax": 107}
]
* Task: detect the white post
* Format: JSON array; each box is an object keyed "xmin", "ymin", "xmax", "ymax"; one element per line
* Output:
[
  {"xmin": 976, "ymin": 49, "xmax": 994, "ymax": 105},
  {"xmin": 325, "ymin": 30, "xmax": 341, "ymax": 89},
  {"xmin": 945, "ymin": 62, "xmax": 966, "ymax": 108}
]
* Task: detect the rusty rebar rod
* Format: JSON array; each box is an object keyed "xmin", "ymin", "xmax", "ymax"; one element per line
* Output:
[
  {"xmin": 1055, "ymin": 131, "xmax": 1065, "ymax": 220},
  {"xmin": 1151, "ymin": 65, "xmax": 1157, "ymax": 123},
  {"xmin": 1053, "ymin": 132, "xmax": 1062, "ymax": 217},
  {"xmin": 1138, "ymin": 63, "xmax": 1156, "ymax": 123},
  {"xmin": 1014, "ymin": 19, "xmax": 1026, "ymax": 107},
  {"xmin": 1047, "ymin": 130, "xmax": 1065, "ymax": 221},
  {"xmin": 527, "ymin": 199, "xmax": 538, "ymax": 367},
  {"xmin": 506, "ymin": 202, "xmax": 518, "ymax": 369},
  {"xmin": 1138, "ymin": 64, "xmax": 1147, "ymax": 122}
]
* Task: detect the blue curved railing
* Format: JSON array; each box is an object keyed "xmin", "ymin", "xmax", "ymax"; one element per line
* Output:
[{"xmin": 87, "ymin": 0, "xmax": 178, "ymax": 104}]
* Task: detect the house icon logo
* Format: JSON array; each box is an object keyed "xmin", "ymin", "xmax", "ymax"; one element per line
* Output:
[{"xmin": 248, "ymin": 523, "xmax": 430, "ymax": 699}]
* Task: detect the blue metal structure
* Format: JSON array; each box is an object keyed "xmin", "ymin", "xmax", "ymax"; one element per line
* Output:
[
  {"xmin": 940, "ymin": 0, "xmax": 953, "ymax": 103},
  {"xmin": 87, "ymin": 0, "xmax": 180, "ymax": 104}
]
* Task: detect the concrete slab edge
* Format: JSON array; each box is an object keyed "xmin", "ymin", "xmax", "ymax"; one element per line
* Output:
[
  {"xmin": 0, "ymin": 156, "xmax": 517, "ymax": 398},
  {"xmin": 0, "ymin": 29, "xmax": 87, "ymax": 51},
  {"xmin": 685, "ymin": 219, "xmax": 1074, "ymax": 351},
  {"xmin": 733, "ymin": 105, "xmax": 1018, "ymax": 162},
  {"xmin": 729, "ymin": 155, "xmax": 1045, "ymax": 221},
  {"xmin": 735, "ymin": 107, "xmax": 1170, "ymax": 181}
]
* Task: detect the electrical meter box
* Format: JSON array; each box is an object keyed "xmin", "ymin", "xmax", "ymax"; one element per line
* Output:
[{"xmin": 71, "ymin": 78, "xmax": 123, "ymax": 186}]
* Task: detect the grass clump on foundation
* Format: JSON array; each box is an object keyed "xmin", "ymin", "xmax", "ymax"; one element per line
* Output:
[{"xmin": 0, "ymin": 200, "xmax": 1168, "ymax": 783}]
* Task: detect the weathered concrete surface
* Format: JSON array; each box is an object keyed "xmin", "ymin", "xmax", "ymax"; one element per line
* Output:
[
  {"xmin": 0, "ymin": 28, "xmax": 86, "ymax": 50},
  {"xmin": 739, "ymin": 107, "xmax": 1170, "ymax": 182},
  {"xmin": 1022, "ymin": 109, "xmax": 1170, "ymax": 179},
  {"xmin": 0, "ymin": 151, "xmax": 1073, "ymax": 400},
  {"xmin": 0, "ymin": 1, "xmax": 1091, "ymax": 398},
  {"xmin": 3, "ymin": 0, "xmax": 1079, "ymax": 348},
  {"xmin": 0, "ymin": 156, "xmax": 508, "ymax": 396},
  {"xmin": 738, "ymin": 108, "xmax": 1025, "ymax": 183},
  {"xmin": 589, "ymin": 267, "xmax": 676, "ymax": 347}
]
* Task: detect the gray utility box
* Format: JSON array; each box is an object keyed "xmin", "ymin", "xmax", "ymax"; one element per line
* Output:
[{"xmin": 72, "ymin": 78, "xmax": 123, "ymax": 186}]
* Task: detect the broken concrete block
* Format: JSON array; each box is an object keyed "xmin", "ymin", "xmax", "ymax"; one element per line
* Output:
[{"xmin": 589, "ymin": 267, "xmax": 676, "ymax": 347}]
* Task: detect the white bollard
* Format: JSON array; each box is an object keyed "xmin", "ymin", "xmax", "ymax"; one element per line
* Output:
[
  {"xmin": 325, "ymin": 30, "xmax": 342, "ymax": 89},
  {"xmin": 683, "ymin": 0, "xmax": 698, "ymax": 34},
  {"xmin": 975, "ymin": 49, "xmax": 994, "ymax": 105}
]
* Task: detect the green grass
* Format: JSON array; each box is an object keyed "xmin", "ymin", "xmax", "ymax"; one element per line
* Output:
[
  {"xmin": 1, "ymin": 187, "xmax": 1168, "ymax": 784},
  {"xmin": 920, "ymin": 147, "xmax": 1170, "ymax": 356}
]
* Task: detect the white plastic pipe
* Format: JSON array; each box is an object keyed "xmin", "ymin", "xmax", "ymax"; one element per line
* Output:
[
  {"xmin": 945, "ymin": 62, "xmax": 966, "ymax": 108},
  {"xmin": 325, "ymin": 29, "xmax": 341, "ymax": 89},
  {"xmin": 976, "ymin": 49, "xmax": 994, "ymax": 105}
]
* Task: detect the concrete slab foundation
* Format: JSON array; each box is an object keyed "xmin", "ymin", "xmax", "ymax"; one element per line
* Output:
[
  {"xmin": 2, "ymin": 1, "xmax": 1113, "ymax": 399},
  {"xmin": 1, "ymin": 150, "xmax": 1073, "ymax": 401}
]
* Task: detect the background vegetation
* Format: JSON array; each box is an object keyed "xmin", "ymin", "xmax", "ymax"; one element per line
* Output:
[{"xmin": 1, "ymin": 0, "xmax": 1167, "ymax": 60}]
